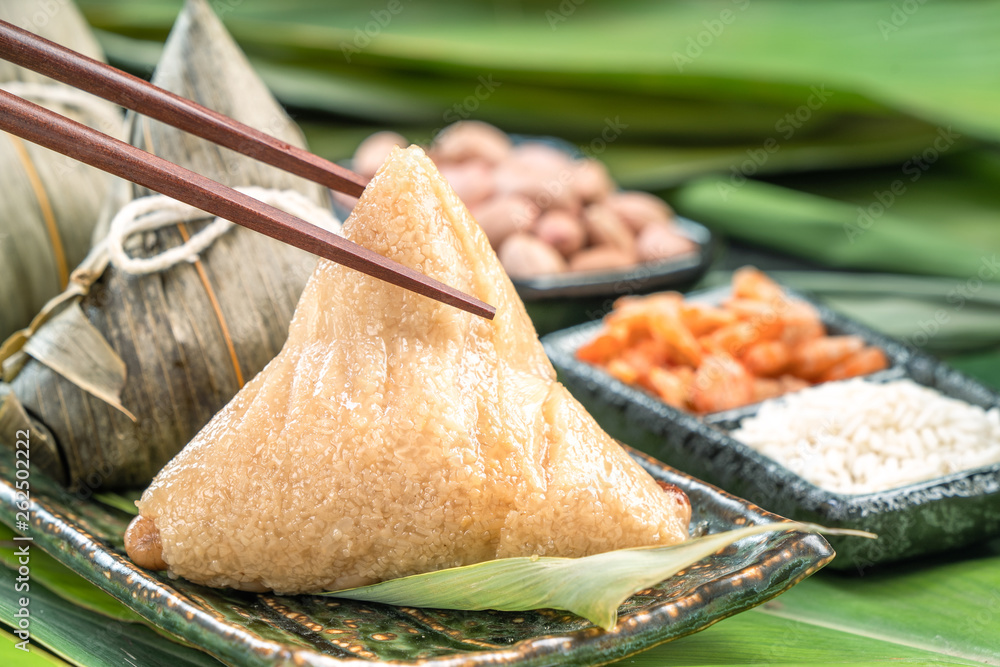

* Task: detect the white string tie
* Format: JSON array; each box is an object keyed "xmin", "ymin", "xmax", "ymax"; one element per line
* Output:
[{"xmin": 106, "ymin": 187, "xmax": 341, "ymax": 275}]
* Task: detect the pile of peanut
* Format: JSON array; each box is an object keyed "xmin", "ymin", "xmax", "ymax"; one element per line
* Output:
[{"xmin": 351, "ymin": 121, "xmax": 697, "ymax": 279}]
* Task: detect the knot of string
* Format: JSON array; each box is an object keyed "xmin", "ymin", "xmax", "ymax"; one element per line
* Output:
[{"xmin": 105, "ymin": 187, "xmax": 341, "ymax": 275}]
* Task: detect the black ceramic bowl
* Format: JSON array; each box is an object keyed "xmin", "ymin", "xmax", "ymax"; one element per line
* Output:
[
  {"xmin": 476, "ymin": 136, "xmax": 716, "ymax": 333},
  {"xmin": 340, "ymin": 136, "xmax": 715, "ymax": 335},
  {"xmin": 543, "ymin": 286, "xmax": 1000, "ymax": 570},
  {"xmin": 516, "ymin": 217, "xmax": 715, "ymax": 335}
]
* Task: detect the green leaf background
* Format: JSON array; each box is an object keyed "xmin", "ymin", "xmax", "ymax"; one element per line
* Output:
[{"xmin": 3, "ymin": 0, "xmax": 998, "ymax": 664}]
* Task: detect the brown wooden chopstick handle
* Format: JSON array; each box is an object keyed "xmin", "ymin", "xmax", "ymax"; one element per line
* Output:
[
  {"xmin": 0, "ymin": 90, "xmax": 495, "ymax": 320},
  {"xmin": 0, "ymin": 19, "xmax": 368, "ymax": 197}
]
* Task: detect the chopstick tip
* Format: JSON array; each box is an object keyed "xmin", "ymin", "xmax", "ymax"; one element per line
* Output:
[
  {"xmin": 457, "ymin": 296, "xmax": 496, "ymax": 320},
  {"xmin": 479, "ymin": 302, "xmax": 497, "ymax": 321}
]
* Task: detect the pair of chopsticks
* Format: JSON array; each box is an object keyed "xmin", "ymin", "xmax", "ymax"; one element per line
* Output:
[{"xmin": 0, "ymin": 20, "xmax": 495, "ymax": 320}]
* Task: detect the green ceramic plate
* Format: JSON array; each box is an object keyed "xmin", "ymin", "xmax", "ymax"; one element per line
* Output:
[{"xmin": 0, "ymin": 444, "xmax": 832, "ymax": 667}]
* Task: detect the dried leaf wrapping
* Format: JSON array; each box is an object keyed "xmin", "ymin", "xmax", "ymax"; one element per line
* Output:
[
  {"xmin": 21, "ymin": 303, "xmax": 134, "ymax": 420},
  {"xmin": 0, "ymin": 0, "xmax": 121, "ymax": 340},
  {"xmin": 3, "ymin": 0, "xmax": 332, "ymax": 488}
]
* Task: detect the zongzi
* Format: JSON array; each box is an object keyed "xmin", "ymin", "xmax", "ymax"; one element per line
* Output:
[
  {"xmin": 0, "ymin": 0, "xmax": 121, "ymax": 340},
  {"xmin": 0, "ymin": 0, "xmax": 334, "ymax": 488},
  {"xmin": 126, "ymin": 146, "xmax": 690, "ymax": 594}
]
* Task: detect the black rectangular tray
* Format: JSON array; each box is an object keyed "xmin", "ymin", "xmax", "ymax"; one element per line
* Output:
[{"xmin": 543, "ymin": 285, "xmax": 1000, "ymax": 570}]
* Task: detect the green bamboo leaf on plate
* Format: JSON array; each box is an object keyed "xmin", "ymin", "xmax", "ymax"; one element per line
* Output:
[{"xmin": 325, "ymin": 522, "xmax": 875, "ymax": 631}]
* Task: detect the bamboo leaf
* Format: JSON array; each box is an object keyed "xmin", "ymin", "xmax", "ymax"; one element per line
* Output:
[
  {"xmin": 91, "ymin": 491, "xmax": 141, "ymax": 516},
  {"xmin": 620, "ymin": 604, "xmax": 992, "ymax": 666},
  {"xmin": 325, "ymin": 523, "xmax": 874, "ymax": 630},
  {"xmin": 0, "ymin": 629, "xmax": 70, "ymax": 667},
  {"xmin": 945, "ymin": 349, "xmax": 1000, "ymax": 393},
  {"xmin": 79, "ymin": 0, "xmax": 1000, "ymax": 144},
  {"xmin": 673, "ymin": 170, "xmax": 1000, "ymax": 281},
  {"xmin": 296, "ymin": 115, "xmax": 945, "ymax": 191},
  {"xmin": 608, "ymin": 536, "xmax": 1000, "ymax": 665},
  {"xmin": 0, "ymin": 559, "xmax": 222, "ymax": 667},
  {"xmin": 0, "ymin": 523, "xmax": 142, "ymax": 623},
  {"xmin": 20, "ymin": 303, "xmax": 135, "ymax": 421}
]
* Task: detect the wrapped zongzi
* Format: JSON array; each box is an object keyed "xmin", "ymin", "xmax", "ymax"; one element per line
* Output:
[
  {"xmin": 0, "ymin": 0, "xmax": 336, "ymax": 488},
  {"xmin": 0, "ymin": 0, "xmax": 122, "ymax": 340}
]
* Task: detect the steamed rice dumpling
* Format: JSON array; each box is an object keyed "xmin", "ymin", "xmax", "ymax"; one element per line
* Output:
[
  {"xmin": 126, "ymin": 146, "xmax": 690, "ymax": 593},
  {"xmin": 0, "ymin": 0, "xmax": 121, "ymax": 340},
  {"xmin": 0, "ymin": 0, "xmax": 330, "ymax": 488}
]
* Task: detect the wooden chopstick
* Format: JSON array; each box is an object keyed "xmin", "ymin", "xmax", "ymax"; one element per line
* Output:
[
  {"xmin": 0, "ymin": 19, "xmax": 368, "ymax": 198},
  {"xmin": 0, "ymin": 90, "xmax": 496, "ymax": 320}
]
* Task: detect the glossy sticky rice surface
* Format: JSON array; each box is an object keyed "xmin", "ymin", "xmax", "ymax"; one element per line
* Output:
[{"xmin": 135, "ymin": 146, "xmax": 690, "ymax": 593}]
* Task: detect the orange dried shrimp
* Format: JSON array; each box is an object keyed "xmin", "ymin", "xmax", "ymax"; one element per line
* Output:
[{"xmin": 576, "ymin": 267, "xmax": 889, "ymax": 414}]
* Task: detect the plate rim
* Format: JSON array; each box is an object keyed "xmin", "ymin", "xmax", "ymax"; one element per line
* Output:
[{"xmin": 0, "ymin": 447, "xmax": 833, "ymax": 667}]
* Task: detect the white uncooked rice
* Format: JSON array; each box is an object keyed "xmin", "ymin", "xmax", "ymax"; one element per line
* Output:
[{"xmin": 730, "ymin": 378, "xmax": 1000, "ymax": 494}]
